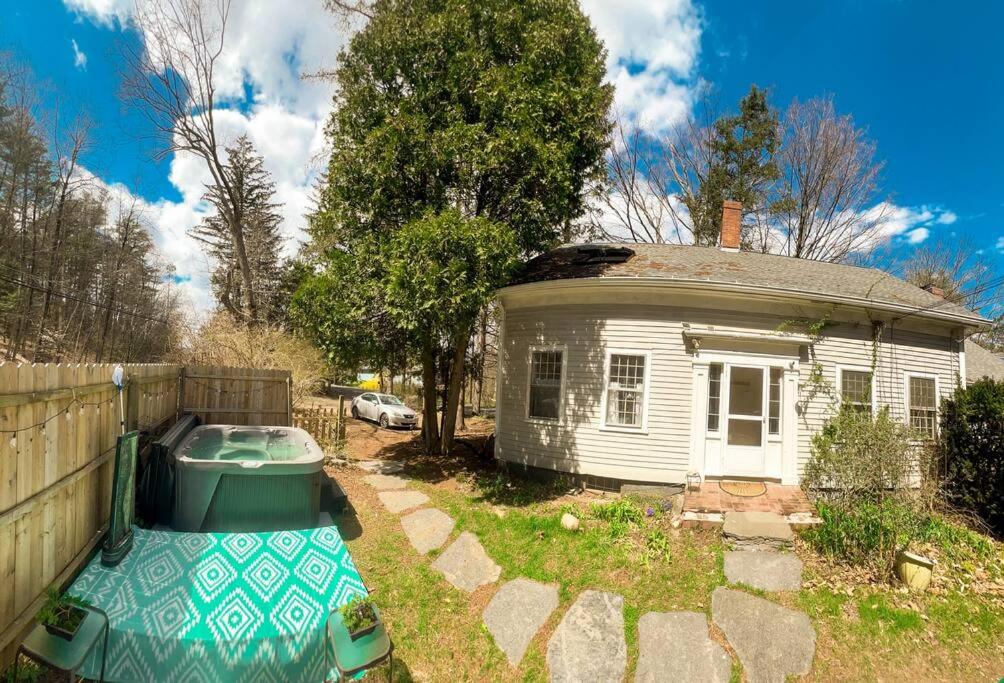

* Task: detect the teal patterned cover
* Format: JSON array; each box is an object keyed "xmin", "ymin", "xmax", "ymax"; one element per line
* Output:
[{"xmin": 70, "ymin": 526, "xmax": 367, "ymax": 681}]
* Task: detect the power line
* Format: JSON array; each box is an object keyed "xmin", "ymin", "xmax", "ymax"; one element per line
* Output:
[{"xmin": 0, "ymin": 271, "xmax": 173, "ymax": 326}]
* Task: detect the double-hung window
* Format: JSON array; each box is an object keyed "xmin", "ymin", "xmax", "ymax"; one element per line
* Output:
[
  {"xmin": 528, "ymin": 348, "xmax": 564, "ymax": 421},
  {"xmin": 839, "ymin": 368, "xmax": 873, "ymax": 415},
  {"xmin": 907, "ymin": 375, "xmax": 938, "ymax": 439},
  {"xmin": 603, "ymin": 352, "xmax": 649, "ymax": 430}
]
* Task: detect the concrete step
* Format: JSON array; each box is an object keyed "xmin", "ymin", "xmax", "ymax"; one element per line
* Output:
[{"xmin": 722, "ymin": 511, "xmax": 794, "ymax": 549}]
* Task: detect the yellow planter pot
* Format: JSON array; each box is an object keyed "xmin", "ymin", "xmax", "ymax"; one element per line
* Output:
[{"xmin": 895, "ymin": 550, "xmax": 935, "ymax": 591}]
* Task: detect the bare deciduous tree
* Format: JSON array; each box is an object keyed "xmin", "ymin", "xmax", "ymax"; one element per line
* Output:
[
  {"xmin": 765, "ymin": 96, "xmax": 887, "ymax": 261},
  {"xmin": 897, "ymin": 237, "xmax": 1002, "ymax": 314},
  {"xmin": 121, "ymin": 0, "xmax": 260, "ymax": 322}
]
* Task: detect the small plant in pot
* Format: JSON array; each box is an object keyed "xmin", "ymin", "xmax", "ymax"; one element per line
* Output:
[
  {"xmin": 338, "ymin": 595, "xmax": 379, "ymax": 640},
  {"xmin": 37, "ymin": 589, "xmax": 92, "ymax": 641}
]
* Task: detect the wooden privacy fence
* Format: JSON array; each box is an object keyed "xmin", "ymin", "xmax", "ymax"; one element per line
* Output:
[{"xmin": 0, "ymin": 362, "xmax": 293, "ymax": 661}]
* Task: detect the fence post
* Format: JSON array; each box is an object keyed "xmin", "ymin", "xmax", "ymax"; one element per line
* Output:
[
  {"xmin": 177, "ymin": 366, "xmax": 186, "ymax": 420},
  {"xmin": 125, "ymin": 372, "xmax": 140, "ymax": 432},
  {"xmin": 337, "ymin": 396, "xmax": 346, "ymax": 442},
  {"xmin": 285, "ymin": 375, "xmax": 293, "ymax": 427}
]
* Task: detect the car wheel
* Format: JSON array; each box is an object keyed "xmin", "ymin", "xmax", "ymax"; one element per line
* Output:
[
  {"xmin": 351, "ymin": 406, "xmax": 359, "ymax": 420},
  {"xmin": 379, "ymin": 413, "xmax": 389, "ymax": 429}
]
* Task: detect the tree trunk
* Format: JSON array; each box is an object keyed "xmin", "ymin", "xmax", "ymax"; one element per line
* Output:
[
  {"xmin": 420, "ymin": 337, "xmax": 440, "ymax": 453},
  {"xmin": 440, "ymin": 324, "xmax": 471, "ymax": 454}
]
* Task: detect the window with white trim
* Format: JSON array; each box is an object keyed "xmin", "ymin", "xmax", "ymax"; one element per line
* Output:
[
  {"xmin": 908, "ymin": 375, "xmax": 937, "ymax": 439},
  {"xmin": 768, "ymin": 367, "xmax": 782, "ymax": 435},
  {"xmin": 604, "ymin": 353, "xmax": 648, "ymax": 428},
  {"xmin": 528, "ymin": 349, "xmax": 563, "ymax": 420},
  {"xmin": 707, "ymin": 363, "xmax": 723, "ymax": 431},
  {"xmin": 840, "ymin": 369, "xmax": 872, "ymax": 414}
]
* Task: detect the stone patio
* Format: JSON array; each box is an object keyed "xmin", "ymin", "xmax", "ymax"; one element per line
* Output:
[
  {"xmin": 546, "ymin": 590, "xmax": 626, "ymax": 683},
  {"xmin": 682, "ymin": 481, "xmax": 819, "ymax": 528},
  {"xmin": 483, "ymin": 578, "xmax": 559, "ymax": 666},
  {"xmin": 432, "ymin": 532, "xmax": 501, "ymax": 592},
  {"xmin": 635, "ymin": 611, "xmax": 731, "ymax": 683}
]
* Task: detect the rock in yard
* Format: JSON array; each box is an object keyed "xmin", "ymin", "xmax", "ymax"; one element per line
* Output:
[
  {"xmin": 722, "ymin": 511, "xmax": 794, "ymax": 549},
  {"xmin": 377, "ymin": 490, "xmax": 430, "ymax": 514},
  {"xmin": 363, "ymin": 473, "xmax": 409, "ymax": 490},
  {"xmin": 711, "ymin": 587, "xmax": 815, "ymax": 683},
  {"xmin": 635, "ymin": 611, "xmax": 731, "ymax": 683},
  {"xmin": 724, "ymin": 551, "xmax": 802, "ymax": 591},
  {"xmin": 560, "ymin": 513, "xmax": 580, "ymax": 531},
  {"xmin": 546, "ymin": 590, "xmax": 626, "ymax": 683},
  {"xmin": 432, "ymin": 532, "xmax": 501, "ymax": 592},
  {"xmin": 400, "ymin": 508, "xmax": 455, "ymax": 554},
  {"xmin": 483, "ymin": 578, "xmax": 559, "ymax": 666}
]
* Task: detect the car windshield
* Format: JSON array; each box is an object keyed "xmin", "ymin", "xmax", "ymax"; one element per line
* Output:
[{"xmin": 377, "ymin": 394, "xmax": 403, "ymax": 405}]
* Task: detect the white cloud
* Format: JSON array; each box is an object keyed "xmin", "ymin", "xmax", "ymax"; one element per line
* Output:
[
  {"xmin": 996, "ymin": 236, "xmax": 1004, "ymax": 252},
  {"xmin": 580, "ymin": 0, "xmax": 703, "ymax": 135},
  {"xmin": 63, "ymin": 0, "xmax": 132, "ymax": 27},
  {"xmin": 70, "ymin": 39, "xmax": 88, "ymax": 69},
  {"xmin": 905, "ymin": 227, "xmax": 929, "ymax": 244},
  {"xmin": 935, "ymin": 210, "xmax": 958, "ymax": 225}
]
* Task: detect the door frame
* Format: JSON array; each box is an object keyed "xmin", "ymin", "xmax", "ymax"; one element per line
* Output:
[{"xmin": 689, "ymin": 348, "xmax": 800, "ymax": 483}]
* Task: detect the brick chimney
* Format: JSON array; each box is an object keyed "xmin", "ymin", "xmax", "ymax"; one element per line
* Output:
[
  {"xmin": 922, "ymin": 283, "xmax": 945, "ymax": 298},
  {"xmin": 720, "ymin": 200, "xmax": 741, "ymax": 252}
]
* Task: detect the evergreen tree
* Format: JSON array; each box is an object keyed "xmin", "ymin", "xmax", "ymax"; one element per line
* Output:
[
  {"xmin": 686, "ymin": 85, "xmax": 782, "ymax": 246},
  {"xmin": 190, "ymin": 135, "xmax": 285, "ymax": 323}
]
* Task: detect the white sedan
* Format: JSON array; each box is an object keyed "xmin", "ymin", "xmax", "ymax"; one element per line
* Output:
[{"xmin": 350, "ymin": 393, "xmax": 418, "ymax": 429}]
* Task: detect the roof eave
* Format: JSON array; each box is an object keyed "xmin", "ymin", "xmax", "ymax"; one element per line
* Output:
[{"xmin": 498, "ymin": 277, "xmax": 992, "ymax": 330}]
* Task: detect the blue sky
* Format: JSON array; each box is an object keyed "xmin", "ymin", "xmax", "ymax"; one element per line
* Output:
[{"xmin": 0, "ymin": 0, "xmax": 1000, "ymax": 313}]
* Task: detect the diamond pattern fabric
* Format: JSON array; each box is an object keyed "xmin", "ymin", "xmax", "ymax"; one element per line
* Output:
[{"xmin": 69, "ymin": 526, "xmax": 366, "ymax": 682}]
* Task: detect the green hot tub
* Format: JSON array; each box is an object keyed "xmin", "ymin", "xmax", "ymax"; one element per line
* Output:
[{"xmin": 172, "ymin": 425, "xmax": 322, "ymax": 532}]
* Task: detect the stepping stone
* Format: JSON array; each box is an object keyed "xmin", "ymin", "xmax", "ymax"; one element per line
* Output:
[
  {"xmin": 377, "ymin": 490, "xmax": 429, "ymax": 513},
  {"xmin": 363, "ymin": 473, "xmax": 409, "ymax": 490},
  {"xmin": 400, "ymin": 508, "xmax": 455, "ymax": 554},
  {"xmin": 546, "ymin": 590, "xmax": 626, "ymax": 683},
  {"xmin": 356, "ymin": 459, "xmax": 405, "ymax": 474},
  {"xmin": 483, "ymin": 578, "xmax": 559, "ymax": 666},
  {"xmin": 722, "ymin": 511, "xmax": 793, "ymax": 549},
  {"xmin": 711, "ymin": 588, "xmax": 815, "ymax": 683},
  {"xmin": 432, "ymin": 532, "xmax": 501, "ymax": 592},
  {"xmin": 724, "ymin": 551, "xmax": 802, "ymax": 591},
  {"xmin": 635, "ymin": 611, "xmax": 731, "ymax": 683}
]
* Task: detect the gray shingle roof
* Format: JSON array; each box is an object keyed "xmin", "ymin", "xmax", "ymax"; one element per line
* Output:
[
  {"xmin": 509, "ymin": 243, "xmax": 986, "ymax": 324},
  {"xmin": 965, "ymin": 340, "xmax": 1004, "ymax": 381}
]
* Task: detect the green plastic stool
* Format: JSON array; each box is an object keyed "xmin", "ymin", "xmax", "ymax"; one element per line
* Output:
[
  {"xmin": 326, "ymin": 606, "xmax": 394, "ymax": 682},
  {"xmin": 17, "ymin": 606, "xmax": 109, "ymax": 682}
]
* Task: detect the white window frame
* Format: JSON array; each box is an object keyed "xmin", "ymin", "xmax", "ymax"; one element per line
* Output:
[
  {"xmin": 599, "ymin": 349, "xmax": 652, "ymax": 434},
  {"xmin": 706, "ymin": 362, "xmax": 724, "ymax": 434},
  {"xmin": 836, "ymin": 365, "xmax": 877, "ymax": 416},
  {"xmin": 767, "ymin": 366, "xmax": 784, "ymax": 440},
  {"xmin": 526, "ymin": 344, "xmax": 567, "ymax": 424},
  {"xmin": 903, "ymin": 372, "xmax": 940, "ymax": 439}
]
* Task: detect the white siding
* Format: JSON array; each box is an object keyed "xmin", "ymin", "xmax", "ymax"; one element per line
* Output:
[{"xmin": 497, "ymin": 302, "xmax": 960, "ymax": 484}]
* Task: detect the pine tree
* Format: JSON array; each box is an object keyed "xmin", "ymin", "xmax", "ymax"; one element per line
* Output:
[{"xmin": 190, "ymin": 135, "xmax": 285, "ymax": 323}]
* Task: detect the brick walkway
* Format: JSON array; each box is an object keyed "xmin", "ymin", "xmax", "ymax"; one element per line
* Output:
[{"xmin": 683, "ymin": 482, "xmax": 813, "ymax": 516}]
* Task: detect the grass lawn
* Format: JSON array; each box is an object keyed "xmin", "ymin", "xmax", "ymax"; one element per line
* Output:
[{"xmin": 331, "ymin": 418, "xmax": 1004, "ymax": 682}]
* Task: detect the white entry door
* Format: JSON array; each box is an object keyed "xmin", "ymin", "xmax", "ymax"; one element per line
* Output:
[{"xmin": 723, "ymin": 365, "xmax": 766, "ymax": 476}]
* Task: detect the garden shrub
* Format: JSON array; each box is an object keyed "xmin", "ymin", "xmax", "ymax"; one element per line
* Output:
[
  {"xmin": 802, "ymin": 407, "xmax": 938, "ymax": 575},
  {"xmin": 940, "ymin": 378, "xmax": 1004, "ymax": 537}
]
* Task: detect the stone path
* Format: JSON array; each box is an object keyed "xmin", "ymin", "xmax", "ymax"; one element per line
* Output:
[
  {"xmin": 377, "ymin": 489, "xmax": 430, "ymax": 513},
  {"xmin": 724, "ymin": 551, "xmax": 802, "ymax": 592},
  {"xmin": 483, "ymin": 579, "xmax": 559, "ymax": 665},
  {"xmin": 546, "ymin": 590, "xmax": 626, "ymax": 683},
  {"xmin": 635, "ymin": 611, "xmax": 731, "ymax": 683},
  {"xmin": 712, "ymin": 588, "xmax": 815, "ymax": 683},
  {"xmin": 359, "ymin": 467, "xmax": 818, "ymax": 679},
  {"xmin": 432, "ymin": 532, "xmax": 502, "ymax": 592},
  {"xmin": 400, "ymin": 508, "xmax": 455, "ymax": 554},
  {"xmin": 363, "ymin": 473, "xmax": 409, "ymax": 490}
]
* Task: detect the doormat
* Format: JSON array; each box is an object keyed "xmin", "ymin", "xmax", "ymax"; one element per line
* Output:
[{"xmin": 719, "ymin": 481, "xmax": 767, "ymax": 498}]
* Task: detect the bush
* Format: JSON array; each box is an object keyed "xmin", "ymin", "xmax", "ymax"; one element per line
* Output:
[
  {"xmin": 802, "ymin": 408, "xmax": 938, "ymax": 575},
  {"xmin": 940, "ymin": 378, "xmax": 1004, "ymax": 537}
]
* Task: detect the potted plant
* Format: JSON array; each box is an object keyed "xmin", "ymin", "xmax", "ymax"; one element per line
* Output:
[
  {"xmin": 338, "ymin": 595, "xmax": 379, "ymax": 641},
  {"xmin": 37, "ymin": 588, "xmax": 92, "ymax": 641},
  {"xmin": 894, "ymin": 548, "xmax": 936, "ymax": 591}
]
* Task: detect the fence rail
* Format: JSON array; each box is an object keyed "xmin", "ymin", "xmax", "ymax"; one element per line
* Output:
[
  {"xmin": 293, "ymin": 400, "xmax": 346, "ymax": 450},
  {"xmin": 0, "ymin": 362, "xmax": 293, "ymax": 663}
]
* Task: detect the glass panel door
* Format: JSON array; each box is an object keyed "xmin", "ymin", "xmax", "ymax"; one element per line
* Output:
[{"xmin": 727, "ymin": 366, "xmax": 764, "ymax": 447}]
